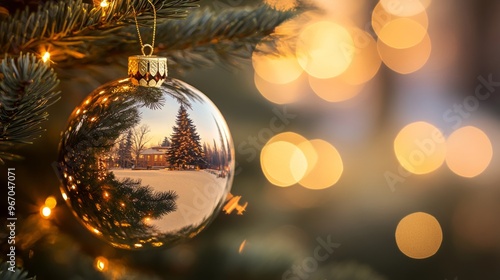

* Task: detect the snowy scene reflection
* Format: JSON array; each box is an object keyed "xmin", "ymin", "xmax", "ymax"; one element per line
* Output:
[{"xmin": 107, "ymin": 103, "xmax": 232, "ymax": 233}]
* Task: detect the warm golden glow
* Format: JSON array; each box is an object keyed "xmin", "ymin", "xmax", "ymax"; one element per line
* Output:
[
  {"xmin": 309, "ymin": 75, "xmax": 365, "ymax": 103},
  {"xmin": 340, "ymin": 29, "xmax": 381, "ymax": 85},
  {"xmin": 445, "ymin": 126, "xmax": 493, "ymax": 178},
  {"xmin": 380, "ymin": 0, "xmax": 431, "ymax": 17},
  {"xmin": 94, "ymin": 257, "xmax": 108, "ymax": 272},
  {"xmin": 296, "ymin": 140, "xmax": 318, "ymax": 184},
  {"xmin": 394, "ymin": 121, "xmax": 446, "ymax": 174},
  {"xmin": 40, "ymin": 206, "xmax": 51, "ymax": 218},
  {"xmin": 42, "ymin": 51, "xmax": 50, "ymax": 63},
  {"xmin": 239, "ymin": 239, "xmax": 247, "ymax": 254},
  {"xmin": 395, "ymin": 212, "xmax": 442, "ymax": 259},
  {"xmin": 267, "ymin": 132, "xmax": 309, "ymax": 146},
  {"xmin": 261, "ymin": 141, "xmax": 308, "ymax": 187},
  {"xmin": 377, "ymin": 33, "xmax": 432, "ymax": 74},
  {"xmin": 264, "ymin": 0, "xmax": 297, "ymax": 11},
  {"xmin": 299, "ymin": 139, "xmax": 343, "ymax": 190},
  {"xmin": 61, "ymin": 192, "xmax": 68, "ymax": 201},
  {"xmin": 372, "ymin": 2, "xmax": 429, "ymax": 38},
  {"xmin": 378, "ymin": 18, "xmax": 427, "ymax": 49},
  {"xmin": 297, "ymin": 21, "xmax": 354, "ymax": 79},
  {"xmin": 252, "ymin": 53, "xmax": 303, "ymax": 84},
  {"xmin": 45, "ymin": 196, "xmax": 57, "ymax": 209},
  {"xmin": 254, "ymin": 73, "xmax": 306, "ymax": 104},
  {"xmin": 100, "ymin": 0, "xmax": 109, "ymax": 8},
  {"xmin": 313, "ymin": 0, "xmax": 364, "ymax": 16}
]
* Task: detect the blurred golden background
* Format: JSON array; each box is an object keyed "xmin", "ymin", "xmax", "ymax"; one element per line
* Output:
[{"xmin": 8, "ymin": 0, "xmax": 500, "ymax": 279}]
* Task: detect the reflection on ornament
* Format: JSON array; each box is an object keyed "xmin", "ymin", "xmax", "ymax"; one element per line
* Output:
[{"xmin": 58, "ymin": 78, "xmax": 234, "ymax": 249}]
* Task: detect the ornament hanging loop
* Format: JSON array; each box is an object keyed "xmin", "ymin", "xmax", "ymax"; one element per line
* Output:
[
  {"xmin": 128, "ymin": 0, "xmax": 167, "ymax": 88},
  {"xmin": 131, "ymin": 0, "xmax": 157, "ymax": 55},
  {"xmin": 142, "ymin": 44, "xmax": 154, "ymax": 56}
]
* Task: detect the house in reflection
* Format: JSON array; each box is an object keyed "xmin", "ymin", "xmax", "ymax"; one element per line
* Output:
[{"xmin": 136, "ymin": 146, "xmax": 169, "ymax": 169}]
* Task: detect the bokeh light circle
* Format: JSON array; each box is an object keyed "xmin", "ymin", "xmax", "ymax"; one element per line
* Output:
[
  {"xmin": 395, "ymin": 212, "xmax": 443, "ymax": 259},
  {"xmin": 252, "ymin": 53, "xmax": 303, "ymax": 85},
  {"xmin": 296, "ymin": 21, "xmax": 354, "ymax": 79},
  {"xmin": 394, "ymin": 121, "xmax": 446, "ymax": 174},
  {"xmin": 372, "ymin": 2, "xmax": 429, "ymax": 38},
  {"xmin": 341, "ymin": 28, "xmax": 382, "ymax": 85},
  {"xmin": 378, "ymin": 18, "xmax": 427, "ymax": 49},
  {"xmin": 261, "ymin": 140, "xmax": 308, "ymax": 187},
  {"xmin": 267, "ymin": 132, "xmax": 309, "ymax": 146},
  {"xmin": 254, "ymin": 73, "xmax": 307, "ymax": 104},
  {"xmin": 380, "ymin": 0, "xmax": 430, "ymax": 17},
  {"xmin": 445, "ymin": 126, "xmax": 493, "ymax": 178},
  {"xmin": 309, "ymin": 75, "xmax": 365, "ymax": 102},
  {"xmin": 378, "ymin": 33, "xmax": 432, "ymax": 74},
  {"xmin": 45, "ymin": 196, "xmax": 57, "ymax": 209},
  {"xmin": 299, "ymin": 139, "xmax": 343, "ymax": 190}
]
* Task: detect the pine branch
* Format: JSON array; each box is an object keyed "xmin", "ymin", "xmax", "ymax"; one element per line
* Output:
[
  {"xmin": 57, "ymin": 4, "xmax": 303, "ymax": 71},
  {"xmin": 157, "ymin": 5, "xmax": 301, "ymax": 70},
  {"xmin": 0, "ymin": 0, "xmax": 199, "ymax": 59},
  {"xmin": 0, "ymin": 53, "xmax": 60, "ymax": 163},
  {"xmin": 1, "ymin": 1, "xmax": 303, "ymax": 69}
]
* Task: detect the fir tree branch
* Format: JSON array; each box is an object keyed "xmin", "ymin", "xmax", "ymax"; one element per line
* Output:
[
  {"xmin": 0, "ymin": 0, "xmax": 199, "ymax": 59},
  {"xmin": 0, "ymin": 53, "xmax": 60, "ymax": 163},
  {"xmin": 1, "ymin": 1, "xmax": 303, "ymax": 69},
  {"xmin": 157, "ymin": 5, "xmax": 301, "ymax": 70}
]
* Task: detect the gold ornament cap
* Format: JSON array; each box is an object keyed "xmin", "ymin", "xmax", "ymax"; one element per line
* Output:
[{"xmin": 128, "ymin": 46, "xmax": 167, "ymax": 87}]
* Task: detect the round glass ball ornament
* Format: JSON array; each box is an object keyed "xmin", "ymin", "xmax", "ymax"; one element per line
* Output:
[{"xmin": 58, "ymin": 59, "xmax": 234, "ymax": 249}]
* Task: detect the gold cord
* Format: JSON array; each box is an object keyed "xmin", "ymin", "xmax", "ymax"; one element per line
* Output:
[{"xmin": 131, "ymin": 0, "xmax": 157, "ymax": 56}]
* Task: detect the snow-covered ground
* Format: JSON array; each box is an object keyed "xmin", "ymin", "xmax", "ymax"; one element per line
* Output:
[{"xmin": 112, "ymin": 169, "xmax": 229, "ymax": 233}]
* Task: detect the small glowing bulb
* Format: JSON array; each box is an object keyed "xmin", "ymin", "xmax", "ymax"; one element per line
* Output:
[
  {"xmin": 100, "ymin": 0, "xmax": 109, "ymax": 8},
  {"xmin": 41, "ymin": 206, "xmax": 51, "ymax": 218},
  {"xmin": 95, "ymin": 257, "xmax": 108, "ymax": 272},
  {"xmin": 45, "ymin": 196, "xmax": 57, "ymax": 209},
  {"xmin": 42, "ymin": 51, "xmax": 50, "ymax": 63}
]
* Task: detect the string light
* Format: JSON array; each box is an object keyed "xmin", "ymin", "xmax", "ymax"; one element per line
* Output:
[
  {"xmin": 94, "ymin": 257, "xmax": 108, "ymax": 272},
  {"xmin": 42, "ymin": 51, "xmax": 50, "ymax": 63},
  {"xmin": 40, "ymin": 206, "xmax": 51, "ymax": 218},
  {"xmin": 45, "ymin": 196, "xmax": 57, "ymax": 209},
  {"xmin": 100, "ymin": 0, "xmax": 109, "ymax": 8}
]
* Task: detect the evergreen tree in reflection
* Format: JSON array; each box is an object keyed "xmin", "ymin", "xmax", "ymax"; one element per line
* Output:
[
  {"xmin": 117, "ymin": 129, "xmax": 133, "ymax": 168},
  {"xmin": 167, "ymin": 105, "xmax": 207, "ymax": 170}
]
